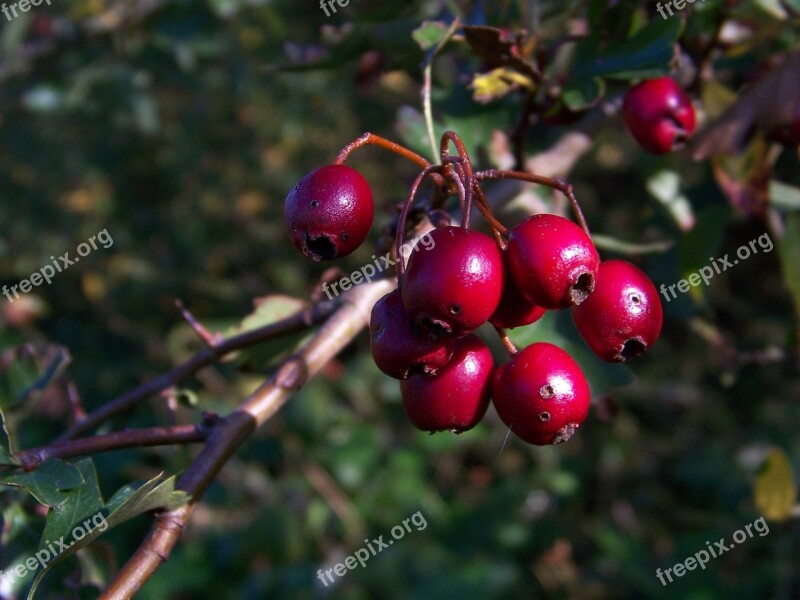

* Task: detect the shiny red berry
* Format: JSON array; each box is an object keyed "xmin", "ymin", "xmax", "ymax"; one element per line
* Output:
[
  {"xmin": 492, "ymin": 342, "xmax": 590, "ymax": 445},
  {"xmin": 571, "ymin": 260, "xmax": 663, "ymax": 362},
  {"xmin": 401, "ymin": 226, "xmax": 504, "ymax": 337},
  {"xmin": 622, "ymin": 77, "xmax": 697, "ymax": 154},
  {"xmin": 489, "ymin": 274, "xmax": 546, "ymax": 329},
  {"xmin": 284, "ymin": 165, "xmax": 374, "ymax": 261},
  {"xmin": 400, "ymin": 334, "xmax": 493, "ymax": 433},
  {"xmin": 506, "ymin": 214, "xmax": 599, "ymax": 309},
  {"xmin": 370, "ymin": 289, "xmax": 454, "ymax": 380}
]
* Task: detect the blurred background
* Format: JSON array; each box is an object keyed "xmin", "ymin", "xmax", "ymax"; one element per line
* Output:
[{"xmin": 1, "ymin": 0, "xmax": 799, "ymax": 598}]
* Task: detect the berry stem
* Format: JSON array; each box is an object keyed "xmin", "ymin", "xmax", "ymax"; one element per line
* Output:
[
  {"xmin": 493, "ymin": 324, "xmax": 519, "ymax": 357},
  {"xmin": 395, "ymin": 165, "xmax": 446, "ymax": 282},
  {"xmin": 335, "ymin": 132, "xmax": 433, "ymax": 170},
  {"xmin": 471, "ymin": 181, "xmax": 509, "ymax": 240},
  {"xmin": 475, "ymin": 169, "xmax": 591, "ymax": 236}
]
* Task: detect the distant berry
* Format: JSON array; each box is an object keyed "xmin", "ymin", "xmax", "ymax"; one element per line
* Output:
[
  {"xmin": 402, "ymin": 226, "xmax": 504, "ymax": 337},
  {"xmin": 370, "ymin": 289, "xmax": 454, "ymax": 380},
  {"xmin": 622, "ymin": 77, "xmax": 697, "ymax": 154},
  {"xmin": 489, "ymin": 274, "xmax": 546, "ymax": 329},
  {"xmin": 400, "ymin": 334, "xmax": 493, "ymax": 433},
  {"xmin": 284, "ymin": 164, "xmax": 374, "ymax": 261},
  {"xmin": 571, "ymin": 260, "xmax": 663, "ymax": 362},
  {"xmin": 506, "ymin": 214, "xmax": 599, "ymax": 309},
  {"xmin": 492, "ymin": 342, "xmax": 591, "ymax": 445}
]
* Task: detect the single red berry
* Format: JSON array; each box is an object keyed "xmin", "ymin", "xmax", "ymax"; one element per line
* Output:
[
  {"xmin": 571, "ymin": 260, "xmax": 663, "ymax": 362},
  {"xmin": 370, "ymin": 289, "xmax": 454, "ymax": 380},
  {"xmin": 401, "ymin": 226, "xmax": 504, "ymax": 337},
  {"xmin": 506, "ymin": 214, "xmax": 599, "ymax": 309},
  {"xmin": 489, "ymin": 273, "xmax": 546, "ymax": 329},
  {"xmin": 400, "ymin": 334, "xmax": 493, "ymax": 433},
  {"xmin": 284, "ymin": 164, "xmax": 374, "ymax": 261},
  {"xmin": 622, "ymin": 77, "xmax": 697, "ymax": 154},
  {"xmin": 492, "ymin": 342, "xmax": 591, "ymax": 445}
]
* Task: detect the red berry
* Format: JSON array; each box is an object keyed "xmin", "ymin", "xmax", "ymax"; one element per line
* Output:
[
  {"xmin": 506, "ymin": 214, "xmax": 599, "ymax": 309},
  {"xmin": 370, "ymin": 289, "xmax": 454, "ymax": 379},
  {"xmin": 400, "ymin": 334, "xmax": 493, "ymax": 433},
  {"xmin": 622, "ymin": 77, "xmax": 697, "ymax": 154},
  {"xmin": 492, "ymin": 342, "xmax": 590, "ymax": 445},
  {"xmin": 489, "ymin": 274, "xmax": 546, "ymax": 329},
  {"xmin": 571, "ymin": 260, "xmax": 663, "ymax": 362},
  {"xmin": 401, "ymin": 226, "xmax": 504, "ymax": 337},
  {"xmin": 284, "ymin": 165, "xmax": 374, "ymax": 261}
]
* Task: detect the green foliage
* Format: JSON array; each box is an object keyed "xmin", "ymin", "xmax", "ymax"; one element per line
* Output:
[{"xmin": 0, "ymin": 0, "xmax": 798, "ymax": 598}]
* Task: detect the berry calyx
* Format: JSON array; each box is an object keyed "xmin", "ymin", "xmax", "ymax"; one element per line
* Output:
[
  {"xmin": 571, "ymin": 260, "xmax": 663, "ymax": 362},
  {"xmin": 370, "ymin": 289, "xmax": 454, "ymax": 380},
  {"xmin": 491, "ymin": 342, "xmax": 591, "ymax": 445},
  {"xmin": 284, "ymin": 164, "xmax": 374, "ymax": 261},
  {"xmin": 506, "ymin": 214, "xmax": 599, "ymax": 309},
  {"xmin": 400, "ymin": 334, "xmax": 494, "ymax": 433},
  {"xmin": 622, "ymin": 77, "xmax": 697, "ymax": 154},
  {"xmin": 401, "ymin": 226, "xmax": 504, "ymax": 337},
  {"xmin": 489, "ymin": 274, "xmax": 546, "ymax": 329}
]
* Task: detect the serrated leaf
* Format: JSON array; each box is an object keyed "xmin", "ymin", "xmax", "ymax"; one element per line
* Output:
[
  {"xmin": 39, "ymin": 459, "xmax": 104, "ymax": 546},
  {"xmin": 26, "ymin": 473, "xmax": 189, "ymax": 599},
  {"xmin": 754, "ymin": 447, "xmax": 797, "ymax": 521},
  {"xmin": 779, "ymin": 212, "xmax": 800, "ymax": 326},
  {"xmin": 412, "ymin": 20, "xmax": 448, "ymax": 51},
  {"xmin": 507, "ymin": 310, "xmax": 633, "ymax": 396},
  {"xmin": 1, "ymin": 460, "xmax": 84, "ymax": 507},
  {"xmin": 571, "ymin": 16, "xmax": 682, "ymax": 81}
]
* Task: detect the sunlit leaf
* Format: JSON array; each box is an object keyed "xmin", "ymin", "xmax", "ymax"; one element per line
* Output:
[{"xmin": 754, "ymin": 447, "xmax": 797, "ymax": 521}]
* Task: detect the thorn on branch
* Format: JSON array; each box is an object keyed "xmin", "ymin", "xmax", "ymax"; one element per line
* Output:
[{"xmin": 175, "ymin": 299, "xmax": 221, "ymax": 348}]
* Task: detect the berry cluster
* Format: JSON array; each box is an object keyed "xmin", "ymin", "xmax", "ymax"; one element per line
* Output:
[{"xmin": 284, "ymin": 131, "xmax": 663, "ymax": 446}]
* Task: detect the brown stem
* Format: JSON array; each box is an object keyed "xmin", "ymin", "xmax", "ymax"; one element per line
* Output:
[
  {"xmin": 395, "ymin": 165, "xmax": 445, "ymax": 280},
  {"xmin": 56, "ymin": 299, "xmax": 339, "ymax": 442},
  {"xmin": 471, "ymin": 181, "xmax": 509, "ymax": 239},
  {"xmin": 16, "ymin": 424, "xmax": 211, "ymax": 470},
  {"xmin": 475, "ymin": 169, "xmax": 590, "ymax": 236},
  {"xmin": 335, "ymin": 132, "xmax": 432, "ymax": 170},
  {"xmin": 99, "ymin": 279, "xmax": 394, "ymax": 599},
  {"xmin": 493, "ymin": 325, "xmax": 519, "ymax": 357}
]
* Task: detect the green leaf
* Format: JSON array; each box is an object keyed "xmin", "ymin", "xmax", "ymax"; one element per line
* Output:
[
  {"xmin": 0, "ymin": 408, "xmax": 17, "ymax": 465},
  {"xmin": 26, "ymin": 473, "xmax": 189, "ymax": 599},
  {"xmin": 412, "ymin": 20, "xmax": 449, "ymax": 52},
  {"xmin": 571, "ymin": 16, "xmax": 682, "ymax": 81},
  {"xmin": 677, "ymin": 206, "xmax": 729, "ymax": 304},
  {"xmin": 562, "ymin": 76, "xmax": 606, "ymax": 110},
  {"xmin": 754, "ymin": 447, "xmax": 797, "ymax": 521},
  {"xmin": 224, "ymin": 294, "xmax": 311, "ymax": 370},
  {"xmin": 779, "ymin": 212, "xmax": 800, "ymax": 325},
  {"xmin": 0, "ymin": 460, "xmax": 84, "ymax": 507},
  {"xmin": 39, "ymin": 459, "xmax": 104, "ymax": 547},
  {"xmin": 507, "ymin": 310, "xmax": 633, "ymax": 396}
]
